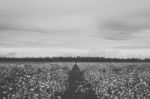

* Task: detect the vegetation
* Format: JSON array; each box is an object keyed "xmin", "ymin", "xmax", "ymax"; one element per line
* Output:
[
  {"xmin": 1, "ymin": 62, "xmax": 150, "ymax": 99},
  {"xmin": 0, "ymin": 56, "xmax": 150, "ymax": 62}
]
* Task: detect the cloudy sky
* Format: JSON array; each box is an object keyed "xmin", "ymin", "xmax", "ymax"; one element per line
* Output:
[{"xmin": 0, "ymin": 0, "xmax": 150, "ymax": 58}]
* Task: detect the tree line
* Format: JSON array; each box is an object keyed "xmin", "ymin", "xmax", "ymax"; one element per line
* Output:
[{"xmin": 0, "ymin": 56, "xmax": 149, "ymax": 62}]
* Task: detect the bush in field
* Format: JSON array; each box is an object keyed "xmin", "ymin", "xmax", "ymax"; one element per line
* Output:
[
  {"xmin": 66, "ymin": 63, "xmax": 85, "ymax": 91},
  {"xmin": 62, "ymin": 63, "xmax": 97, "ymax": 99}
]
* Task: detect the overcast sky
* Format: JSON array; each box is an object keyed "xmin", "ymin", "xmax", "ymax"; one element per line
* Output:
[{"xmin": 0, "ymin": 0, "xmax": 150, "ymax": 58}]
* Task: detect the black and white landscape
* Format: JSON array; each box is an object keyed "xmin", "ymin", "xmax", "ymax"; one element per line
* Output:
[{"xmin": 0, "ymin": 0, "xmax": 150, "ymax": 99}]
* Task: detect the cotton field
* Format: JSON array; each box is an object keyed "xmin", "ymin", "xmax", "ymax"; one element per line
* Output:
[{"xmin": 0, "ymin": 62, "xmax": 150, "ymax": 99}]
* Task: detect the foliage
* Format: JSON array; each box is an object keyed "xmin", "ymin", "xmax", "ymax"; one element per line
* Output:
[{"xmin": 1, "ymin": 62, "xmax": 150, "ymax": 99}]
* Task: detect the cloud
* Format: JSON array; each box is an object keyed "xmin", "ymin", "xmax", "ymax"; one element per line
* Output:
[
  {"xmin": 0, "ymin": 24, "xmax": 39, "ymax": 33},
  {"xmin": 0, "ymin": 14, "xmax": 93, "ymax": 34},
  {"xmin": 99, "ymin": 13, "xmax": 150, "ymax": 40},
  {"xmin": 85, "ymin": 49, "xmax": 122, "ymax": 58},
  {"xmin": 0, "ymin": 52, "xmax": 17, "ymax": 57},
  {"xmin": 101, "ymin": 21, "xmax": 142, "ymax": 32},
  {"xmin": 0, "ymin": 0, "xmax": 95, "ymax": 34},
  {"xmin": 0, "ymin": 24, "xmax": 56, "ymax": 33},
  {"xmin": 6, "ymin": 52, "xmax": 17, "ymax": 57},
  {"xmin": 0, "ymin": 0, "xmax": 150, "ymax": 57},
  {"xmin": 100, "ymin": 31, "xmax": 133, "ymax": 40},
  {"xmin": 112, "ymin": 45, "xmax": 150, "ymax": 49}
]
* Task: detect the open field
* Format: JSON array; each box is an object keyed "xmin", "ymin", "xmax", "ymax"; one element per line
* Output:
[{"xmin": 1, "ymin": 62, "xmax": 150, "ymax": 99}]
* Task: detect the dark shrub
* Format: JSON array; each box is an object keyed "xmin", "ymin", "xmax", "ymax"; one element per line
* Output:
[{"xmin": 61, "ymin": 63, "xmax": 98, "ymax": 99}]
